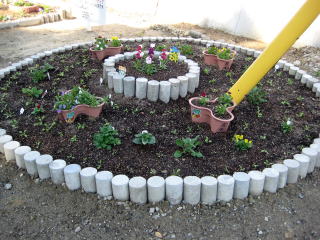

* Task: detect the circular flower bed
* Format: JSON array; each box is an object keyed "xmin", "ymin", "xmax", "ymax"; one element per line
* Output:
[{"xmin": 0, "ymin": 38, "xmax": 319, "ymax": 181}]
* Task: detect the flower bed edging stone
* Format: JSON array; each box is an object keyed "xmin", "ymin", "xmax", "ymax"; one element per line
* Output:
[
  {"xmin": 102, "ymin": 51, "xmax": 200, "ymax": 103},
  {"xmin": 0, "ymin": 11, "xmax": 68, "ymax": 30},
  {"xmin": 0, "ymin": 38, "xmax": 320, "ymax": 207}
]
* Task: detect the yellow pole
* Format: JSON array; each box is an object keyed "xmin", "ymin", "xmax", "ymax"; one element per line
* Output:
[{"xmin": 228, "ymin": 0, "xmax": 320, "ymax": 105}]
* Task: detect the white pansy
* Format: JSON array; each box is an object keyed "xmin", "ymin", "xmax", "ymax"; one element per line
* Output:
[
  {"xmin": 19, "ymin": 107, "xmax": 24, "ymax": 115},
  {"xmin": 146, "ymin": 56, "xmax": 152, "ymax": 64},
  {"xmin": 286, "ymin": 120, "xmax": 292, "ymax": 125},
  {"xmin": 150, "ymin": 43, "xmax": 155, "ymax": 48},
  {"xmin": 108, "ymin": 94, "xmax": 112, "ymax": 98},
  {"xmin": 142, "ymin": 130, "xmax": 148, "ymax": 134}
]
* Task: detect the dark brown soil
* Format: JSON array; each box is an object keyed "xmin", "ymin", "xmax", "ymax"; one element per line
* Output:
[
  {"xmin": 0, "ymin": 41, "xmax": 319, "ymax": 178},
  {"xmin": 116, "ymin": 58, "xmax": 189, "ymax": 81}
]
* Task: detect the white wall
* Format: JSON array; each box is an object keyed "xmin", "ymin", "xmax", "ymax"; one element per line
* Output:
[{"xmin": 105, "ymin": 0, "xmax": 320, "ymax": 47}]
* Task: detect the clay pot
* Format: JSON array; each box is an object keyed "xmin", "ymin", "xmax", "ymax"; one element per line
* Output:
[
  {"xmin": 23, "ymin": 6, "xmax": 40, "ymax": 13},
  {"xmin": 89, "ymin": 45, "xmax": 123, "ymax": 61},
  {"xmin": 203, "ymin": 51, "xmax": 218, "ymax": 66},
  {"xmin": 189, "ymin": 97, "xmax": 236, "ymax": 133},
  {"xmin": 89, "ymin": 47, "xmax": 109, "ymax": 61},
  {"xmin": 216, "ymin": 50, "xmax": 236, "ymax": 70},
  {"xmin": 105, "ymin": 45, "xmax": 123, "ymax": 56},
  {"xmin": 58, "ymin": 100, "xmax": 105, "ymax": 123}
]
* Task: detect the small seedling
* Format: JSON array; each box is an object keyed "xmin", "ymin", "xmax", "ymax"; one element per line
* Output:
[
  {"xmin": 281, "ymin": 118, "xmax": 293, "ymax": 133},
  {"xmin": 209, "ymin": 79, "xmax": 216, "ymax": 84},
  {"xmin": 132, "ymin": 130, "xmax": 156, "ymax": 145},
  {"xmin": 256, "ymin": 106, "xmax": 263, "ymax": 118},
  {"xmin": 203, "ymin": 68, "xmax": 210, "ymax": 75},
  {"xmin": 70, "ymin": 135, "xmax": 77, "ymax": 142},
  {"xmin": 31, "ymin": 104, "xmax": 45, "ymax": 115},
  {"xmin": 76, "ymin": 123, "xmax": 86, "ymax": 130},
  {"xmin": 296, "ymin": 112, "xmax": 304, "ymax": 118},
  {"xmin": 296, "ymin": 96, "xmax": 304, "ymax": 101},
  {"xmin": 287, "ymin": 78, "xmax": 294, "ymax": 85},
  {"xmin": 280, "ymin": 100, "xmax": 290, "ymax": 106},
  {"xmin": 172, "ymin": 169, "xmax": 181, "ymax": 176},
  {"xmin": 204, "ymin": 136, "xmax": 212, "ymax": 144}
]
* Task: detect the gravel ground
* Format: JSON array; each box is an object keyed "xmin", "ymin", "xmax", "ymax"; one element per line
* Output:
[{"xmin": 0, "ymin": 20, "xmax": 320, "ymax": 240}]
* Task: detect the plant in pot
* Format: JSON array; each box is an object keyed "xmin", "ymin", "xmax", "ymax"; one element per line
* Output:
[
  {"xmin": 189, "ymin": 93, "xmax": 236, "ymax": 133},
  {"xmin": 90, "ymin": 36, "xmax": 122, "ymax": 61},
  {"xmin": 54, "ymin": 86, "xmax": 108, "ymax": 123},
  {"xmin": 216, "ymin": 48, "xmax": 236, "ymax": 70},
  {"xmin": 203, "ymin": 46, "xmax": 219, "ymax": 65},
  {"xmin": 105, "ymin": 36, "xmax": 123, "ymax": 56}
]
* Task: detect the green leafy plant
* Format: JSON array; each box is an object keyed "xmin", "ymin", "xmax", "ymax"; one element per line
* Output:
[
  {"xmin": 287, "ymin": 78, "xmax": 294, "ymax": 85},
  {"xmin": 198, "ymin": 92, "xmax": 209, "ymax": 106},
  {"xmin": 247, "ymin": 87, "xmax": 267, "ymax": 105},
  {"xmin": 217, "ymin": 48, "xmax": 234, "ymax": 60},
  {"xmin": 93, "ymin": 123, "xmax": 121, "ymax": 150},
  {"xmin": 207, "ymin": 46, "xmax": 218, "ymax": 55},
  {"xmin": 31, "ymin": 104, "xmax": 45, "ymax": 115},
  {"xmin": 214, "ymin": 93, "xmax": 233, "ymax": 117},
  {"xmin": 174, "ymin": 136, "xmax": 203, "ymax": 158},
  {"xmin": 22, "ymin": 87, "xmax": 43, "ymax": 98},
  {"xmin": 93, "ymin": 36, "xmax": 107, "ymax": 50},
  {"xmin": 281, "ymin": 118, "xmax": 293, "ymax": 133},
  {"xmin": 109, "ymin": 36, "xmax": 121, "ymax": 47},
  {"xmin": 29, "ymin": 63, "xmax": 54, "ymax": 83},
  {"xmin": 233, "ymin": 134, "xmax": 253, "ymax": 151},
  {"xmin": 155, "ymin": 44, "xmax": 167, "ymax": 51},
  {"xmin": 172, "ymin": 168, "xmax": 181, "ymax": 176},
  {"xmin": 54, "ymin": 86, "xmax": 107, "ymax": 112},
  {"xmin": 14, "ymin": 0, "xmax": 34, "ymax": 6},
  {"xmin": 203, "ymin": 68, "xmax": 210, "ymax": 75},
  {"xmin": 180, "ymin": 44, "xmax": 193, "ymax": 55},
  {"xmin": 132, "ymin": 130, "xmax": 156, "ymax": 145}
]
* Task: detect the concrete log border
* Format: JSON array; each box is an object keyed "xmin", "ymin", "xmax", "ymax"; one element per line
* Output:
[
  {"xmin": 0, "ymin": 10, "xmax": 71, "ymax": 30},
  {"xmin": 103, "ymin": 51, "xmax": 201, "ymax": 104},
  {"xmin": 0, "ymin": 37, "xmax": 319, "ymax": 206}
]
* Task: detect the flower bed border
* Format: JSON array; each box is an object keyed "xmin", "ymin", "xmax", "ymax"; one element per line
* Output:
[
  {"xmin": 103, "ymin": 51, "xmax": 200, "ymax": 103},
  {"xmin": 0, "ymin": 9, "xmax": 71, "ymax": 29},
  {"xmin": 0, "ymin": 36, "xmax": 320, "ymax": 206}
]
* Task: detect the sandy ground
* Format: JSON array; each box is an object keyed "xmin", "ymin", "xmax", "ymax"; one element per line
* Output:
[{"xmin": 0, "ymin": 19, "xmax": 320, "ymax": 240}]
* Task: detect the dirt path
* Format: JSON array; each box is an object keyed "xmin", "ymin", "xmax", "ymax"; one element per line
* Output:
[
  {"xmin": 1, "ymin": 155, "xmax": 320, "ymax": 240},
  {"xmin": 0, "ymin": 20, "xmax": 320, "ymax": 240}
]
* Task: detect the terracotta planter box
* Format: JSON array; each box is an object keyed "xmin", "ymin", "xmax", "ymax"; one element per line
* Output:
[
  {"xmin": 90, "ymin": 45, "xmax": 123, "ymax": 61},
  {"xmin": 203, "ymin": 51, "xmax": 218, "ymax": 66},
  {"xmin": 189, "ymin": 97, "xmax": 236, "ymax": 133},
  {"xmin": 203, "ymin": 50, "xmax": 236, "ymax": 70},
  {"xmin": 217, "ymin": 57, "xmax": 234, "ymax": 71},
  {"xmin": 58, "ymin": 101, "xmax": 105, "ymax": 123}
]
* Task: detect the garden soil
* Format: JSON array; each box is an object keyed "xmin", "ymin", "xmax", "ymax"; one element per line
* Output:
[{"xmin": 0, "ymin": 20, "xmax": 320, "ymax": 239}]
